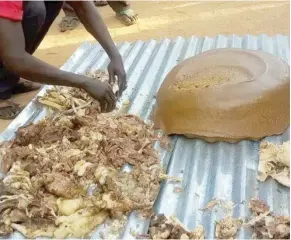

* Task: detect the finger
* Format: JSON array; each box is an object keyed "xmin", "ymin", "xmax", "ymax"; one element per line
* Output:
[
  {"xmin": 133, "ymin": 14, "xmax": 139, "ymax": 20},
  {"xmin": 108, "ymin": 67, "xmax": 115, "ymax": 85},
  {"xmin": 104, "ymin": 85, "xmax": 115, "ymax": 112},
  {"xmin": 108, "ymin": 88, "xmax": 116, "ymax": 103},
  {"xmin": 104, "ymin": 102, "xmax": 108, "ymax": 112},
  {"xmin": 117, "ymin": 72, "xmax": 127, "ymax": 98},
  {"xmin": 105, "ymin": 95, "xmax": 114, "ymax": 112},
  {"xmin": 99, "ymin": 99, "xmax": 106, "ymax": 113},
  {"xmin": 115, "ymin": 75, "xmax": 121, "ymax": 98}
]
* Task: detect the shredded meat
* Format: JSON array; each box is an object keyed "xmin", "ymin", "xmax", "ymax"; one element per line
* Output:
[
  {"xmin": 0, "ymin": 109, "xmax": 163, "ymax": 238},
  {"xmin": 249, "ymin": 198, "xmax": 270, "ymax": 214},
  {"xmin": 94, "ymin": 165, "xmax": 161, "ymax": 217},
  {"xmin": 43, "ymin": 173, "xmax": 81, "ymax": 198},
  {"xmin": 215, "ymin": 216, "xmax": 242, "ymax": 239},
  {"xmin": 247, "ymin": 199, "xmax": 290, "ymax": 239},
  {"xmin": 37, "ymin": 70, "xmax": 119, "ymax": 115},
  {"xmin": 7, "ymin": 209, "xmax": 28, "ymax": 223},
  {"xmin": 149, "ymin": 214, "xmax": 205, "ymax": 239},
  {"xmin": 258, "ymin": 141, "xmax": 290, "ymax": 187}
]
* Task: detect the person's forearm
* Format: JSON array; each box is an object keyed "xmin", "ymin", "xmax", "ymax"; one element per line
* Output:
[
  {"xmin": 5, "ymin": 53, "xmax": 86, "ymax": 88},
  {"xmin": 68, "ymin": 1, "xmax": 120, "ymax": 59}
]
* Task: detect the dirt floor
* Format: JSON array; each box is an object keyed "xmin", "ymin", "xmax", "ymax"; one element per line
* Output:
[{"xmin": 0, "ymin": 1, "xmax": 289, "ymax": 131}]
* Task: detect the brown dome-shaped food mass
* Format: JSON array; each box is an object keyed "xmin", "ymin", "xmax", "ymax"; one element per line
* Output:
[{"xmin": 154, "ymin": 49, "xmax": 290, "ymax": 143}]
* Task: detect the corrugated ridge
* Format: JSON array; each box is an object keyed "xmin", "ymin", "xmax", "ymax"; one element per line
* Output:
[{"xmin": 0, "ymin": 35, "xmax": 289, "ymax": 240}]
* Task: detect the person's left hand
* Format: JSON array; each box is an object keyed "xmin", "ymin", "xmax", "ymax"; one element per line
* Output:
[{"xmin": 108, "ymin": 55, "xmax": 127, "ymax": 98}]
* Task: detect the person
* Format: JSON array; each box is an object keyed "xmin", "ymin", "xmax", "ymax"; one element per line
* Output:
[
  {"xmin": 0, "ymin": 1, "xmax": 126, "ymax": 119},
  {"xmin": 59, "ymin": 1, "xmax": 138, "ymax": 32}
]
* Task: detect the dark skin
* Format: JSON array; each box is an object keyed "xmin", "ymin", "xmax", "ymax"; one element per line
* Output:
[{"xmin": 0, "ymin": 1, "xmax": 126, "ymax": 113}]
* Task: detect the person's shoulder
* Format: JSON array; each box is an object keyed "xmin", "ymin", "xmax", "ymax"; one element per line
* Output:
[{"xmin": 0, "ymin": 1, "xmax": 23, "ymax": 21}]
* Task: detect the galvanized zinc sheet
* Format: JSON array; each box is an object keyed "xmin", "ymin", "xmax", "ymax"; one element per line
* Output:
[{"xmin": 0, "ymin": 35, "xmax": 290, "ymax": 239}]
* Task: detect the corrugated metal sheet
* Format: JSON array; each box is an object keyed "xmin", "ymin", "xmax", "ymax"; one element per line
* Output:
[{"xmin": 0, "ymin": 35, "xmax": 290, "ymax": 239}]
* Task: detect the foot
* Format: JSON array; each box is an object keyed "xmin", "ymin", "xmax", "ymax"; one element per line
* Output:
[
  {"xmin": 11, "ymin": 80, "xmax": 41, "ymax": 95},
  {"xmin": 0, "ymin": 100, "xmax": 23, "ymax": 120},
  {"xmin": 58, "ymin": 15, "xmax": 80, "ymax": 32},
  {"xmin": 116, "ymin": 9, "xmax": 139, "ymax": 26},
  {"xmin": 94, "ymin": 0, "xmax": 108, "ymax": 7}
]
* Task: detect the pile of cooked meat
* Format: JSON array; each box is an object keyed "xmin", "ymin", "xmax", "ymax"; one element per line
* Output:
[
  {"xmin": 0, "ymin": 111, "xmax": 163, "ymax": 238},
  {"xmin": 215, "ymin": 216, "xmax": 243, "ymax": 239},
  {"xmin": 258, "ymin": 141, "xmax": 290, "ymax": 187},
  {"xmin": 38, "ymin": 70, "xmax": 119, "ymax": 115},
  {"xmin": 247, "ymin": 199, "xmax": 290, "ymax": 239}
]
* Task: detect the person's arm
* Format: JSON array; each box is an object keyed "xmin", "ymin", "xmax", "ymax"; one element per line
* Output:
[
  {"xmin": 0, "ymin": 18, "xmax": 116, "ymax": 112},
  {"xmin": 67, "ymin": 1, "xmax": 126, "ymax": 97}
]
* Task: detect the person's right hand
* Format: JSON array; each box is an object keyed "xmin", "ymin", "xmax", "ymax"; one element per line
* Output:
[{"xmin": 82, "ymin": 77, "xmax": 116, "ymax": 112}]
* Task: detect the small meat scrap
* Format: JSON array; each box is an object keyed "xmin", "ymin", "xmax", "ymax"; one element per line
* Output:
[
  {"xmin": 258, "ymin": 141, "xmax": 290, "ymax": 187},
  {"xmin": 158, "ymin": 135, "xmax": 171, "ymax": 150},
  {"xmin": 199, "ymin": 198, "xmax": 220, "ymax": 211},
  {"xmin": 136, "ymin": 234, "xmax": 150, "ymax": 239},
  {"xmin": 247, "ymin": 199, "xmax": 290, "ymax": 239},
  {"xmin": 248, "ymin": 198, "xmax": 270, "ymax": 214},
  {"xmin": 173, "ymin": 186, "xmax": 184, "ymax": 193},
  {"xmin": 160, "ymin": 174, "xmax": 182, "ymax": 183},
  {"xmin": 149, "ymin": 214, "xmax": 204, "ymax": 239},
  {"xmin": 199, "ymin": 199, "xmax": 235, "ymax": 217},
  {"xmin": 215, "ymin": 216, "xmax": 242, "ymax": 239}
]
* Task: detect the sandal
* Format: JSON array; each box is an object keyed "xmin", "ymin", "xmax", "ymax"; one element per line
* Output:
[
  {"xmin": 11, "ymin": 80, "xmax": 41, "ymax": 95},
  {"xmin": 94, "ymin": 0, "xmax": 108, "ymax": 7},
  {"xmin": 0, "ymin": 100, "xmax": 24, "ymax": 120},
  {"xmin": 116, "ymin": 9, "xmax": 139, "ymax": 26},
  {"xmin": 58, "ymin": 16, "xmax": 80, "ymax": 32}
]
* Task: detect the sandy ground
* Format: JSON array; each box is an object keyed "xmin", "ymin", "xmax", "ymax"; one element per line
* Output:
[{"xmin": 0, "ymin": 1, "xmax": 289, "ymax": 131}]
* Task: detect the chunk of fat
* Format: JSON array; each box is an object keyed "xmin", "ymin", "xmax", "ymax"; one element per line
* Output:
[
  {"xmin": 56, "ymin": 198, "xmax": 84, "ymax": 216},
  {"xmin": 73, "ymin": 160, "xmax": 92, "ymax": 176},
  {"xmin": 54, "ymin": 208, "xmax": 108, "ymax": 238}
]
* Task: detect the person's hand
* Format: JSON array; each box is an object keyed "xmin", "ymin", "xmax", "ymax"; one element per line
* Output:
[
  {"xmin": 82, "ymin": 77, "xmax": 116, "ymax": 112},
  {"xmin": 108, "ymin": 55, "xmax": 127, "ymax": 98}
]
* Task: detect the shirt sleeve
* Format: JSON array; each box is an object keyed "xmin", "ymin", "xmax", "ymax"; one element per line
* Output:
[{"xmin": 0, "ymin": 1, "xmax": 23, "ymax": 21}]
